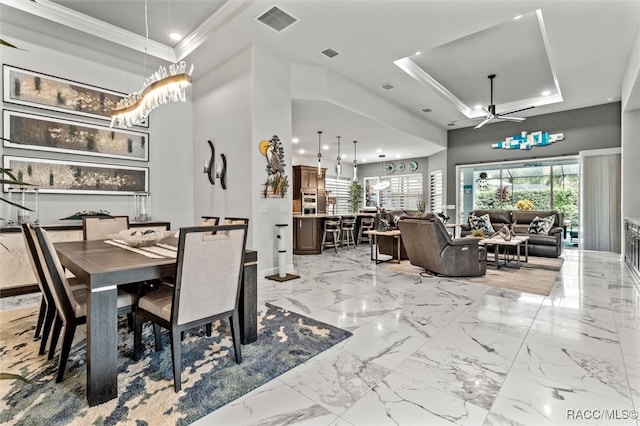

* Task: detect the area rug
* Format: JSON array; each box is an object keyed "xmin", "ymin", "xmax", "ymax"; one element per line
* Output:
[
  {"xmin": 0, "ymin": 303, "xmax": 351, "ymax": 425},
  {"xmin": 385, "ymin": 256, "xmax": 564, "ymax": 296}
]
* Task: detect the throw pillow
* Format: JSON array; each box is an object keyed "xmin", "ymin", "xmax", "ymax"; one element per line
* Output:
[
  {"xmin": 468, "ymin": 213, "xmax": 495, "ymax": 234},
  {"xmin": 528, "ymin": 215, "xmax": 555, "ymax": 234}
]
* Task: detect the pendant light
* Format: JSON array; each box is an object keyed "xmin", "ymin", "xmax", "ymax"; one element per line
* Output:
[
  {"xmin": 336, "ymin": 136, "xmax": 342, "ymax": 178},
  {"xmin": 317, "ymin": 131, "xmax": 323, "ymax": 177},
  {"xmin": 373, "ymin": 154, "xmax": 391, "ymax": 190},
  {"xmin": 352, "ymin": 140, "xmax": 358, "ymax": 182}
]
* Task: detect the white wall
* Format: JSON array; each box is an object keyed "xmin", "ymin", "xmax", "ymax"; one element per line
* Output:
[
  {"xmin": 621, "ymin": 27, "xmax": 640, "ymax": 220},
  {"xmin": 0, "ymin": 36, "xmax": 193, "ymax": 228}
]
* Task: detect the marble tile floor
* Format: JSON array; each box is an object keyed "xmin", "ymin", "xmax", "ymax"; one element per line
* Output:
[{"xmin": 4, "ymin": 246, "xmax": 639, "ymax": 425}]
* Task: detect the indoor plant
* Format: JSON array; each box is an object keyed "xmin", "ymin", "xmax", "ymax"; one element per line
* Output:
[{"xmin": 349, "ymin": 182, "xmax": 363, "ymax": 213}]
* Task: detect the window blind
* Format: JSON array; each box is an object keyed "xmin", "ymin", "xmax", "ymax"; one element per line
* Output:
[
  {"xmin": 379, "ymin": 173, "xmax": 423, "ymax": 211},
  {"xmin": 430, "ymin": 170, "xmax": 443, "ymax": 212},
  {"xmin": 325, "ymin": 177, "xmax": 352, "ymax": 214}
]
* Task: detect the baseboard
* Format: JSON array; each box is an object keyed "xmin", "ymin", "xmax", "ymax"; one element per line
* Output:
[{"xmin": 0, "ymin": 284, "xmax": 39, "ymax": 298}]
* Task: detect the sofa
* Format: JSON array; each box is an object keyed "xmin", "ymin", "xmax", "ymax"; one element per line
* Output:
[
  {"xmin": 460, "ymin": 209, "xmax": 564, "ymax": 258},
  {"xmin": 399, "ymin": 214, "xmax": 487, "ymax": 277}
]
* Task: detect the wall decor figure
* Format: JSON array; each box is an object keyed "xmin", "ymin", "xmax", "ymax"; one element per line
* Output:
[
  {"xmin": 259, "ymin": 135, "xmax": 288, "ymax": 198},
  {"xmin": 3, "ymin": 155, "xmax": 148, "ymax": 195},
  {"xmin": 3, "ymin": 109, "xmax": 148, "ymax": 161}
]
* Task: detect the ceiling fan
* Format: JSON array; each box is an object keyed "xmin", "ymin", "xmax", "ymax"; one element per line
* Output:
[{"xmin": 449, "ymin": 74, "xmax": 535, "ymax": 129}]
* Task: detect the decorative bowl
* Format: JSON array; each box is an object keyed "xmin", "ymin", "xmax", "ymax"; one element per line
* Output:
[{"xmin": 107, "ymin": 229, "xmax": 174, "ymax": 247}]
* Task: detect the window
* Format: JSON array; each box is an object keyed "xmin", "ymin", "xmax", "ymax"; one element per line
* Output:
[
  {"xmin": 379, "ymin": 173, "xmax": 423, "ymax": 211},
  {"xmin": 325, "ymin": 177, "xmax": 351, "ymax": 214},
  {"xmin": 430, "ymin": 170, "xmax": 443, "ymax": 213}
]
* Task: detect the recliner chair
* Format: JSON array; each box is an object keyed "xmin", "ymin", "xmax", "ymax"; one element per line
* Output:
[{"xmin": 399, "ymin": 215, "xmax": 487, "ymax": 277}]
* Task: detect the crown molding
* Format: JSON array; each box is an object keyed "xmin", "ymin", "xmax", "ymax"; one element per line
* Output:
[
  {"xmin": 175, "ymin": 0, "xmax": 256, "ymax": 61},
  {"xmin": 2, "ymin": 0, "xmax": 176, "ymax": 62}
]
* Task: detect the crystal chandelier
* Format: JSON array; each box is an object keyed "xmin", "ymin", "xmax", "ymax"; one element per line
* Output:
[
  {"xmin": 335, "ymin": 136, "xmax": 342, "ymax": 178},
  {"xmin": 110, "ymin": 0, "xmax": 193, "ymax": 128},
  {"xmin": 352, "ymin": 140, "xmax": 358, "ymax": 182},
  {"xmin": 317, "ymin": 131, "xmax": 323, "ymax": 177},
  {"xmin": 110, "ymin": 62, "xmax": 193, "ymax": 128}
]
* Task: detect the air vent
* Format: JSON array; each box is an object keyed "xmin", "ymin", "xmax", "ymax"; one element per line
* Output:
[
  {"xmin": 381, "ymin": 83, "xmax": 395, "ymax": 90},
  {"xmin": 321, "ymin": 48, "xmax": 340, "ymax": 58},
  {"xmin": 256, "ymin": 6, "xmax": 297, "ymax": 32},
  {"xmin": 421, "ymin": 108, "xmax": 432, "ymax": 113}
]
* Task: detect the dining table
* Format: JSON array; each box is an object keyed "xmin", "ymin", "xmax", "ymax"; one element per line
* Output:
[{"xmin": 53, "ymin": 236, "xmax": 258, "ymax": 407}]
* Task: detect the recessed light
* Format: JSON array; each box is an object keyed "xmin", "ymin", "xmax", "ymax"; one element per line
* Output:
[
  {"xmin": 292, "ymin": 137, "xmax": 299, "ymax": 143},
  {"xmin": 395, "ymin": 154, "xmax": 401, "ymax": 158},
  {"xmin": 607, "ymin": 97, "xmax": 619, "ymax": 102},
  {"xmin": 514, "ymin": 14, "xmax": 523, "ymax": 20},
  {"xmin": 474, "ymin": 104, "xmax": 483, "ymax": 110},
  {"xmin": 362, "ymin": 158, "xmax": 367, "ymax": 162},
  {"xmin": 376, "ymin": 149, "xmax": 382, "ymax": 153},
  {"xmin": 541, "ymin": 90, "xmax": 551, "ymax": 96},
  {"xmin": 342, "ymin": 154, "xmax": 347, "ymax": 159},
  {"xmin": 169, "ymin": 32, "xmax": 182, "ymax": 41},
  {"xmin": 414, "ymin": 51, "xmax": 422, "ymax": 55},
  {"xmin": 298, "ymin": 149, "xmax": 305, "ymax": 154},
  {"xmin": 323, "ymin": 145, "xmax": 329, "ymax": 150}
]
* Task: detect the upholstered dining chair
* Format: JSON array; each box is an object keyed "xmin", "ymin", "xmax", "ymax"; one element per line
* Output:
[
  {"xmin": 199, "ymin": 216, "xmax": 220, "ymax": 226},
  {"xmin": 82, "ymin": 216, "xmax": 129, "ymax": 240},
  {"xmin": 222, "ymin": 217, "xmax": 250, "ymax": 225},
  {"xmin": 133, "ymin": 224, "xmax": 248, "ymax": 392},
  {"xmin": 33, "ymin": 226, "xmax": 136, "ymax": 382},
  {"xmin": 21, "ymin": 224, "xmax": 84, "ymax": 355}
]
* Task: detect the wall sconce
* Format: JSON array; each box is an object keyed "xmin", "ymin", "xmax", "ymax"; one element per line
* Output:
[{"xmin": 204, "ymin": 140, "xmax": 227, "ymax": 189}]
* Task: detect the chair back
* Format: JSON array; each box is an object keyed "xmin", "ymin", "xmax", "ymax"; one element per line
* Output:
[
  {"xmin": 341, "ymin": 215, "xmax": 356, "ymax": 230},
  {"xmin": 399, "ymin": 217, "xmax": 453, "ymax": 274},
  {"xmin": 199, "ymin": 216, "xmax": 220, "ymax": 226},
  {"xmin": 34, "ymin": 227, "xmax": 82, "ymax": 323},
  {"xmin": 83, "ymin": 216, "xmax": 129, "ymax": 240},
  {"xmin": 21, "ymin": 224, "xmax": 54, "ymax": 306},
  {"xmin": 222, "ymin": 217, "xmax": 249, "ymax": 225},
  {"xmin": 172, "ymin": 225, "xmax": 248, "ymax": 326}
]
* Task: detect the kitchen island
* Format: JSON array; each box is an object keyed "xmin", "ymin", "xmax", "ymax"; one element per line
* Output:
[{"xmin": 292, "ymin": 213, "xmax": 376, "ymax": 254}]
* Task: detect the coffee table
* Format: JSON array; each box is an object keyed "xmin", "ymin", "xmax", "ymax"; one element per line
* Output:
[{"xmin": 478, "ymin": 236, "xmax": 529, "ymax": 269}]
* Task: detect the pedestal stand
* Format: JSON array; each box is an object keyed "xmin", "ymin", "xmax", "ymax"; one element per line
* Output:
[{"xmin": 266, "ymin": 223, "xmax": 300, "ymax": 282}]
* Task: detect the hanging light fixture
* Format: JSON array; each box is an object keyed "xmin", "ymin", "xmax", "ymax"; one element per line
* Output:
[
  {"xmin": 352, "ymin": 140, "xmax": 358, "ymax": 182},
  {"xmin": 317, "ymin": 131, "xmax": 323, "ymax": 177},
  {"xmin": 336, "ymin": 136, "xmax": 342, "ymax": 178},
  {"xmin": 373, "ymin": 154, "xmax": 391, "ymax": 190},
  {"xmin": 110, "ymin": 0, "xmax": 193, "ymax": 128}
]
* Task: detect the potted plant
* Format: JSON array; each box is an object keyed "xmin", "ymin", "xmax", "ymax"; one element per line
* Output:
[{"xmin": 349, "ymin": 182, "xmax": 363, "ymax": 213}]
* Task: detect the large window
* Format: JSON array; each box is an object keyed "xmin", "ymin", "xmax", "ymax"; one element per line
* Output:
[
  {"xmin": 364, "ymin": 173, "xmax": 423, "ymax": 211},
  {"xmin": 457, "ymin": 156, "xmax": 579, "ymax": 228},
  {"xmin": 325, "ymin": 177, "xmax": 351, "ymax": 214}
]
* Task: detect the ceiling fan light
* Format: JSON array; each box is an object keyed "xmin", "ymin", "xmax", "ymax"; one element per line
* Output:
[{"xmin": 541, "ymin": 90, "xmax": 551, "ymax": 96}]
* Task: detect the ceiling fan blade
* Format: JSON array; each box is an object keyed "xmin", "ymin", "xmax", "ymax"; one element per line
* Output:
[
  {"xmin": 474, "ymin": 116, "xmax": 493, "ymax": 129},
  {"xmin": 497, "ymin": 116, "xmax": 526, "ymax": 122},
  {"xmin": 498, "ymin": 105, "xmax": 535, "ymax": 116}
]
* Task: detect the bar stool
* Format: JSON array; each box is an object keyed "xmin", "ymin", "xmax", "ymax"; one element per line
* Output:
[
  {"xmin": 358, "ymin": 215, "xmax": 375, "ymax": 245},
  {"xmin": 340, "ymin": 215, "xmax": 357, "ymax": 248},
  {"xmin": 321, "ymin": 216, "xmax": 341, "ymax": 253}
]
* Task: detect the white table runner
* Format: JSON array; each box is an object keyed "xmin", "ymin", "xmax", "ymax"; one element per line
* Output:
[{"xmin": 105, "ymin": 240, "xmax": 176, "ymax": 258}]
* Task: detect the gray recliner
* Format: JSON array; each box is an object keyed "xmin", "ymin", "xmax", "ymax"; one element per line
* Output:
[{"xmin": 399, "ymin": 215, "xmax": 487, "ymax": 277}]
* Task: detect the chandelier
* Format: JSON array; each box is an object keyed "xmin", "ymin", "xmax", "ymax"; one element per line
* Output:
[
  {"xmin": 373, "ymin": 154, "xmax": 391, "ymax": 191},
  {"xmin": 110, "ymin": 62, "xmax": 193, "ymax": 128},
  {"xmin": 110, "ymin": 0, "xmax": 193, "ymax": 128}
]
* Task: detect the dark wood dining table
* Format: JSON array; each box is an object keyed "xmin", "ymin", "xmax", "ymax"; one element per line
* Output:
[{"xmin": 53, "ymin": 237, "xmax": 258, "ymax": 406}]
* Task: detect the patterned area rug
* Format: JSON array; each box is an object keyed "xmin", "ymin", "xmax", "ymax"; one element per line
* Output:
[
  {"xmin": 385, "ymin": 256, "xmax": 564, "ymax": 296},
  {"xmin": 0, "ymin": 303, "xmax": 351, "ymax": 425}
]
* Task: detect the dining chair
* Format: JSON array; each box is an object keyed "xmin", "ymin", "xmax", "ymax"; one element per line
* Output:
[
  {"xmin": 199, "ymin": 216, "xmax": 220, "ymax": 226},
  {"xmin": 82, "ymin": 215, "xmax": 129, "ymax": 240},
  {"xmin": 222, "ymin": 217, "xmax": 249, "ymax": 225},
  {"xmin": 133, "ymin": 224, "xmax": 248, "ymax": 392},
  {"xmin": 33, "ymin": 226, "xmax": 136, "ymax": 382}
]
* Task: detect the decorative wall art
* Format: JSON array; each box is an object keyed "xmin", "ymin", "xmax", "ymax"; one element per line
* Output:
[
  {"xmin": 3, "ymin": 155, "xmax": 148, "ymax": 195},
  {"xmin": 491, "ymin": 131, "xmax": 565, "ymax": 150},
  {"xmin": 3, "ymin": 109, "xmax": 149, "ymax": 161},
  {"xmin": 203, "ymin": 139, "xmax": 227, "ymax": 189},
  {"xmin": 2, "ymin": 65, "xmax": 147, "ymax": 127},
  {"xmin": 409, "ymin": 161, "xmax": 418, "ymax": 171},
  {"xmin": 259, "ymin": 135, "xmax": 288, "ymax": 198}
]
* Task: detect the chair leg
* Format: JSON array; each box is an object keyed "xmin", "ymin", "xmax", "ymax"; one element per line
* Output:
[
  {"xmin": 126, "ymin": 313, "xmax": 134, "ymax": 331},
  {"xmin": 170, "ymin": 328, "xmax": 182, "ymax": 392},
  {"xmin": 34, "ymin": 296, "xmax": 46, "ymax": 339},
  {"xmin": 133, "ymin": 314, "xmax": 144, "ymax": 361},
  {"xmin": 48, "ymin": 315, "xmax": 63, "ymax": 360},
  {"xmin": 230, "ymin": 311, "xmax": 242, "ymax": 364},
  {"xmin": 55, "ymin": 323, "xmax": 76, "ymax": 383},
  {"xmin": 205, "ymin": 323, "xmax": 212, "ymax": 337},
  {"xmin": 153, "ymin": 324, "xmax": 163, "ymax": 351},
  {"xmin": 39, "ymin": 304, "xmax": 56, "ymax": 356},
  {"xmin": 333, "ymin": 230, "xmax": 339, "ymax": 253}
]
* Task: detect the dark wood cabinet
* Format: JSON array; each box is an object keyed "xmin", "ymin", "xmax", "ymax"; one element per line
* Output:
[
  {"xmin": 293, "ymin": 217, "xmax": 321, "ymax": 254},
  {"xmin": 292, "ymin": 165, "xmax": 326, "ymax": 213}
]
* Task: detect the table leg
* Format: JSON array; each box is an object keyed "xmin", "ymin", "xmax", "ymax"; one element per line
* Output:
[
  {"xmin": 525, "ymin": 240, "xmax": 529, "ymax": 262},
  {"xmin": 516, "ymin": 243, "xmax": 521, "ymax": 268},
  {"xmin": 86, "ymin": 286, "xmax": 117, "ymax": 406},
  {"xmin": 240, "ymin": 260, "xmax": 257, "ymax": 344},
  {"xmin": 494, "ymin": 244, "xmax": 500, "ymax": 269},
  {"xmin": 395, "ymin": 235, "xmax": 401, "ymax": 264}
]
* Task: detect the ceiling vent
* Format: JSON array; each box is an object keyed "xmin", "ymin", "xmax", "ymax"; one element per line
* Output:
[
  {"xmin": 321, "ymin": 48, "xmax": 340, "ymax": 58},
  {"xmin": 256, "ymin": 6, "xmax": 297, "ymax": 32},
  {"xmin": 421, "ymin": 108, "xmax": 432, "ymax": 113},
  {"xmin": 381, "ymin": 83, "xmax": 395, "ymax": 90}
]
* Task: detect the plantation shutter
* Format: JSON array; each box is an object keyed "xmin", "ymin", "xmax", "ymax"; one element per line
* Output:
[
  {"xmin": 430, "ymin": 170, "xmax": 443, "ymax": 212},
  {"xmin": 325, "ymin": 177, "xmax": 351, "ymax": 214},
  {"xmin": 379, "ymin": 173, "xmax": 423, "ymax": 211}
]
